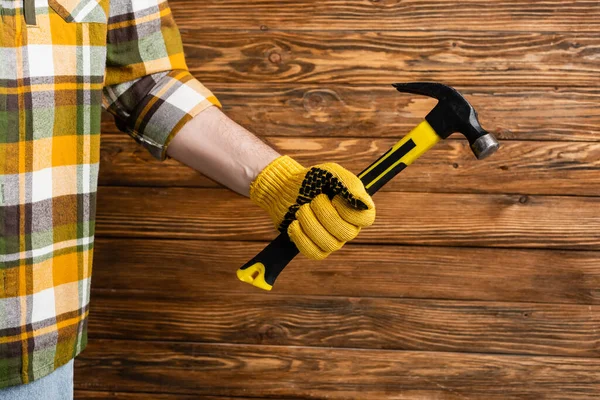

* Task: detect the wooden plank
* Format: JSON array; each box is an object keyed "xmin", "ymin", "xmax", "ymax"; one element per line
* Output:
[
  {"xmin": 94, "ymin": 187, "xmax": 600, "ymax": 249},
  {"xmin": 74, "ymin": 391, "xmax": 253, "ymax": 400},
  {"xmin": 170, "ymin": 0, "xmax": 600, "ymax": 33},
  {"xmin": 102, "ymin": 85, "xmax": 600, "ymax": 142},
  {"xmin": 91, "ymin": 239, "xmax": 600, "ymax": 304},
  {"xmin": 70, "ymin": 390, "xmax": 518, "ymax": 400},
  {"xmin": 74, "ymin": 339, "xmax": 600, "ymax": 399},
  {"xmin": 88, "ymin": 290, "xmax": 600, "ymax": 357},
  {"xmin": 178, "ymin": 31, "xmax": 599, "ymax": 86},
  {"xmin": 98, "ymin": 135, "xmax": 600, "ymax": 196}
]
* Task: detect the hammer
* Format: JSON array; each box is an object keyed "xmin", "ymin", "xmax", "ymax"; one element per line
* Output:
[{"xmin": 237, "ymin": 82, "xmax": 500, "ymax": 291}]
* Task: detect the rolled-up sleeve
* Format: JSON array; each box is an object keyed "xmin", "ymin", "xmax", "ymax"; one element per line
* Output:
[{"xmin": 102, "ymin": 0, "xmax": 221, "ymax": 161}]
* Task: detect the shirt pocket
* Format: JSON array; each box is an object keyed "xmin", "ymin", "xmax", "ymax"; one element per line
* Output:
[{"xmin": 48, "ymin": 0, "xmax": 107, "ymax": 23}]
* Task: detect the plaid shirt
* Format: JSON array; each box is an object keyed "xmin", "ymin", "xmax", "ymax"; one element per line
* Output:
[{"xmin": 0, "ymin": 0, "xmax": 220, "ymax": 388}]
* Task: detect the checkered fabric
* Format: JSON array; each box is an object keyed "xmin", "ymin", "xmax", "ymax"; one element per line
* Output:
[{"xmin": 0, "ymin": 0, "xmax": 220, "ymax": 388}]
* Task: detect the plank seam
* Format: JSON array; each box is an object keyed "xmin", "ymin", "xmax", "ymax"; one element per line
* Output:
[
  {"xmin": 92, "ymin": 235, "xmax": 600, "ymax": 253},
  {"xmin": 80, "ymin": 338, "xmax": 600, "ymax": 361},
  {"xmin": 95, "ymin": 184, "xmax": 600, "ymax": 198},
  {"xmin": 73, "ymin": 388, "xmax": 312, "ymax": 400},
  {"xmin": 93, "ymin": 237, "xmax": 600, "ymax": 254},
  {"xmin": 101, "ymin": 132, "xmax": 600, "ymax": 144},
  {"xmin": 176, "ymin": 29, "xmax": 600, "ymax": 34},
  {"xmin": 88, "ymin": 287, "xmax": 600, "ymax": 307},
  {"xmin": 97, "ymin": 186, "xmax": 600, "ymax": 199}
]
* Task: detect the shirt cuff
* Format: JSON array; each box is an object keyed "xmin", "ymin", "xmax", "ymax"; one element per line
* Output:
[{"xmin": 111, "ymin": 70, "xmax": 221, "ymax": 161}]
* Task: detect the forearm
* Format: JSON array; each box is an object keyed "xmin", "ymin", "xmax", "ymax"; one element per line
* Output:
[{"xmin": 165, "ymin": 106, "xmax": 281, "ymax": 197}]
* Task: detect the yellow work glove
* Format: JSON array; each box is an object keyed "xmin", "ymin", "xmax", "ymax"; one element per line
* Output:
[{"xmin": 250, "ymin": 155, "xmax": 376, "ymax": 260}]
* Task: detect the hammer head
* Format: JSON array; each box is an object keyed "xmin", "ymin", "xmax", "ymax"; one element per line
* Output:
[{"xmin": 393, "ymin": 82, "xmax": 499, "ymax": 160}]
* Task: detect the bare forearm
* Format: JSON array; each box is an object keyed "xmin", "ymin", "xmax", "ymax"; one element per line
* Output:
[{"xmin": 165, "ymin": 106, "xmax": 280, "ymax": 197}]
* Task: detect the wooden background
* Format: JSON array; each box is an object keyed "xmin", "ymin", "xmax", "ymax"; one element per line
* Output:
[{"xmin": 75, "ymin": 1, "xmax": 600, "ymax": 399}]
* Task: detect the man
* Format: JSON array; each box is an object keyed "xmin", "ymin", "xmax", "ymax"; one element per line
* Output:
[{"xmin": 0, "ymin": 0, "xmax": 376, "ymax": 398}]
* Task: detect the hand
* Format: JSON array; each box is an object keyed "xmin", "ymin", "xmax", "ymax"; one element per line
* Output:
[{"xmin": 250, "ymin": 155, "xmax": 376, "ymax": 260}]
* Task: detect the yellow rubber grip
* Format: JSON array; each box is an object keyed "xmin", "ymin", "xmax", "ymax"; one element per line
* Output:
[
  {"xmin": 236, "ymin": 263, "xmax": 273, "ymax": 291},
  {"xmin": 359, "ymin": 120, "xmax": 440, "ymax": 190}
]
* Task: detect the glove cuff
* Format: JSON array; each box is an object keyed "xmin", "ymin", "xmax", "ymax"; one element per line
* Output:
[{"xmin": 250, "ymin": 155, "xmax": 305, "ymax": 225}]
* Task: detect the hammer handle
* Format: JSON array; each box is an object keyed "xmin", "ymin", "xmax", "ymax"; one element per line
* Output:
[{"xmin": 237, "ymin": 120, "xmax": 440, "ymax": 291}]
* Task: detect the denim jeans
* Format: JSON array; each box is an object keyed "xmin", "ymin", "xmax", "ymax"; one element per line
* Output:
[{"xmin": 0, "ymin": 359, "xmax": 74, "ymax": 400}]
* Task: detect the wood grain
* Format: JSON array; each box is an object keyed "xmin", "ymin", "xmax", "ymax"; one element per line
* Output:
[
  {"xmin": 170, "ymin": 0, "xmax": 600, "ymax": 32},
  {"xmin": 88, "ymin": 290, "xmax": 600, "ymax": 357},
  {"xmin": 91, "ymin": 239, "xmax": 600, "ymax": 304},
  {"xmin": 94, "ymin": 187, "xmax": 600, "ymax": 249},
  {"xmin": 74, "ymin": 339, "xmax": 600, "ymax": 399},
  {"xmin": 99, "ymin": 135, "xmax": 600, "ymax": 196},
  {"xmin": 102, "ymin": 85, "xmax": 600, "ymax": 142},
  {"xmin": 85, "ymin": 2, "xmax": 600, "ymax": 399},
  {"xmin": 74, "ymin": 392, "xmax": 254, "ymax": 400},
  {"xmin": 179, "ymin": 31, "xmax": 600, "ymax": 86}
]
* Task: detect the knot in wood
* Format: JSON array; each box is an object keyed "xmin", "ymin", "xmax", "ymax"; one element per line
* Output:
[
  {"xmin": 519, "ymin": 195, "xmax": 529, "ymax": 204},
  {"xmin": 268, "ymin": 51, "xmax": 282, "ymax": 64},
  {"xmin": 259, "ymin": 324, "xmax": 282, "ymax": 341},
  {"xmin": 304, "ymin": 92, "xmax": 325, "ymax": 111}
]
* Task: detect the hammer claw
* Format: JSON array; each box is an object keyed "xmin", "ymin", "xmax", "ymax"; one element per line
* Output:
[{"xmin": 393, "ymin": 82, "xmax": 499, "ymax": 159}]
